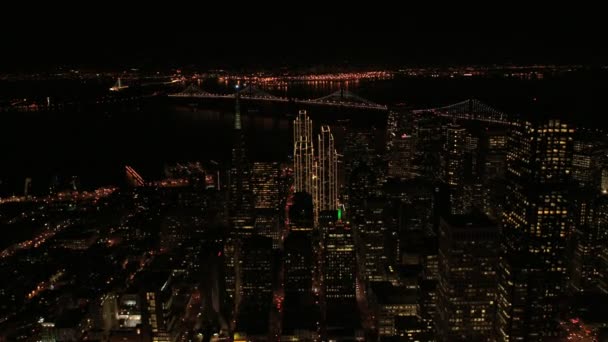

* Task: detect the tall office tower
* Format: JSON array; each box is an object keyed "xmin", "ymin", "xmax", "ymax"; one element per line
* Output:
[
  {"xmin": 229, "ymin": 90, "xmax": 254, "ymax": 232},
  {"xmin": 570, "ymin": 194, "xmax": 608, "ymax": 292},
  {"xmin": 250, "ymin": 162, "xmax": 282, "ymax": 249},
  {"xmin": 572, "ymin": 147, "xmax": 596, "ymax": 189},
  {"xmin": 420, "ymin": 235, "xmax": 439, "ymax": 336},
  {"xmin": 284, "ymin": 232, "xmax": 314, "ymax": 297},
  {"xmin": 442, "ymin": 123, "xmax": 467, "ymax": 214},
  {"xmin": 344, "ymin": 131, "xmax": 375, "ymax": 182},
  {"xmin": 323, "ymin": 220, "xmax": 356, "ymax": 305},
  {"xmin": 358, "ymin": 198, "xmax": 390, "ymax": 282},
  {"xmin": 235, "ymin": 235, "xmax": 273, "ymax": 336},
  {"xmin": 343, "ymin": 131, "xmax": 379, "ymax": 222},
  {"xmin": 294, "ymin": 110, "xmax": 314, "ymax": 195},
  {"xmin": 252, "ymin": 162, "xmax": 280, "ymax": 210},
  {"xmin": 386, "ymin": 110, "xmax": 417, "ymax": 180},
  {"xmin": 414, "ymin": 114, "xmax": 443, "ymax": 179},
  {"xmin": 226, "ymin": 90, "xmax": 254, "ymax": 305},
  {"xmin": 496, "ymin": 119, "xmax": 575, "ymax": 341},
  {"xmin": 388, "ymin": 132, "xmax": 416, "ymax": 179},
  {"xmin": 435, "ymin": 212, "xmax": 498, "ymax": 341},
  {"xmin": 318, "ymin": 126, "xmax": 338, "ymax": 212},
  {"xmin": 283, "ymin": 233, "xmax": 319, "ymax": 340},
  {"xmin": 346, "ymin": 164, "xmax": 376, "ymax": 226},
  {"xmin": 322, "ymin": 218, "xmax": 359, "ymax": 338},
  {"xmin": 481, "ymin": 128, "xmax": 508, "ymax": 219}
]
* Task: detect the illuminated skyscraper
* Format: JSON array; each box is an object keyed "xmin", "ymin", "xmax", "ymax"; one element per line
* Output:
[
  {"xmin": 252, "ymin": 162, "xmax": 281, "ymax": 249},
  {"xmin": 318, "ymin": 125, "xmax": 338, "ymax": 213},
  {"xmin": 323, "ymin": 219, "xmax": 356, "ymax": 304},
  {"xmin": 496, "ymin": 119, "xmax": 574, "ymax": 340},
  {"xmin": 322, "ymin": 217, "xmax": 359, "ymax": 338},
  {"xmin": 226, "ymin": 88, "xmax": 254, "ymax": 304},
  {"xmin": 236, "ymin": 235, "xmax": 273, "ymax": 336},
  {"xmin": 442, "ymin": 123, "xmax": 467, "ymax": 214},
  {"xmin": 229, "ymin": 89, "xmax": 254, "ymax": 232},
  {"xmin": 252, "ymin": 162, "xmax": 280, "ymax": 210},
  {"xmin": 388, "ymin": 132, "xmax": 416, "ymax": 179},
  {"xmin": 436, "ymin": 212, "xmax": 498, "ymax": 341},
  {"xmin": 283, "ymin": 232, "xmax": 320, "ymax": 340},
  {"xmin": 570, "ymin": 193, "xmax": 608, "ymax": 292},
  {"xmin": 284, "ymin": 232, "xmax": 314, "ymax": 297},
  {"xmin": 294, "ymin": 110, "xmax": 314, "ymax": 195},
  {"xmin": 359, "ymin": 198, "xmax": 390, "ymax": 282}
]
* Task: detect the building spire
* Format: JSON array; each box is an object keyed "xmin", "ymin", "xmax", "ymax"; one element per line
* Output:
[{"xmin": 234, "ymin": 84, "xmax": 242, "ymax": 130}]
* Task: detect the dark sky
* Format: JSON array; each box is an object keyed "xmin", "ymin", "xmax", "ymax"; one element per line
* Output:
[{"xmin": 1, "ymin": 11, "xmax": 605, "ymax": 71}]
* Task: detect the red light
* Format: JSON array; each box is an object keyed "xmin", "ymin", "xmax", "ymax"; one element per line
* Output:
[{"xmin": 217, "ymin": 251, "xmax": 222, "ymax": 257}]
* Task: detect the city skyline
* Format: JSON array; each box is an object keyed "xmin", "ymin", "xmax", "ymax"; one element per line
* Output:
[{"xmin": 1, "ymin": 28, "xmax": 607, "ymax": 341}]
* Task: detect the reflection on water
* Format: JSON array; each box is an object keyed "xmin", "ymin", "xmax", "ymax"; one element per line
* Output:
[{"xmin": 202, "ymin": 78, "xmax": 360, "ymax": 99}]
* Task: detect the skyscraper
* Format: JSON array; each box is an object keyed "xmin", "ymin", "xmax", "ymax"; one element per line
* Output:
[
  {"xmin": 283, "ymin": 232, "xmax": 320, "ymax": 340},
  {"xmin": 229, "ymin": 89, "xmax": 254, "ymax": 233},
  {"xmin": 359, "ymin": 198, "xmax": 390, "ymax": 282},
  {"xmin": 294, "ymin": 110, "xmax": 314, "ymax": 196},
  {"xmin": 318, "ymin": 125, "xmax": 338, "ymax": 212},
  {"xmin": 252, "ymin": 162, "xmax": 280, "ymax": 210},
  {"xmin": 235, "ymin": 235, "xmax": 273, "ymax": 336},
  {"xmin": 435, "ymin": 212, "xmax": 498, "ymax": 341},
  {"xmin": 388, "ymin": 132, "xmax": 416, "ymax": 179},
  {"xmin": 496, "ymin": 119, "xmax": 575, "ymax": 340},
  {"xmin": 323, "ymin": 219, "xmax": 356, "ymax": 304},
  {"xmin": 284, "ymin": 232, "xmax": 314, "ymax": 297},
  {"xmin": 570, "ymin": 193, "xmax": 608, "ymax": 292},
  {"xmin": 226, "ymin": 88, "xmax": 254, "ymax": 305},
  {"xmin": 442, "ymin": 123, "xmax": 467, "ymax": 215},
  {"xmin": 322, "ymin": 218, "xmax": 360, "ymax": 339}
]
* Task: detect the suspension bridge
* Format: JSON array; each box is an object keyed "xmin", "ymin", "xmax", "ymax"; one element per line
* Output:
[
  {"xmin": 412, "ymin": 99, "xmax": 511, "ymax": 125},
  {"xmin": 168, "ymin": 84, "xmax": 388, "ymax": 110}
]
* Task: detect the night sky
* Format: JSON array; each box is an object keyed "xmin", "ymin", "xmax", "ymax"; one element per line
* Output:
[{"xmin": 1, "ymin": 12, "xmax": 606, "ymax": 70}]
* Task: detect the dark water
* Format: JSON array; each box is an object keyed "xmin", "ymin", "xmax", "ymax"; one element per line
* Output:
[{"xmin": 0, "ymin": 71, "xmax": 604, "ymax": 195}]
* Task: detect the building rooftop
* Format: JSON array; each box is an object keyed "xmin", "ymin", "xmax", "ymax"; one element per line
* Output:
[
  {"xmin": 440, "ymin": 210, "xmax": 496, "ymax": 229},
  {"xmin": 370, "ymin": 282, "xmax": 418, "ymax": 305}
]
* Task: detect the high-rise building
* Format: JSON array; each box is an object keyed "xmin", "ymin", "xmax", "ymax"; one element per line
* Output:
[
  {"xmin": 358, "ymin": 198, "xmax": 390, "ymax": 282},
  {"xmin": 235, "ymin": 235, "xmax": 273, "ymax": 336},
  {"xmin": 570, "ymin": 194, "xmax": 608, "ymax": 292},
  {"xmin": 388, "ymin": 131, "xmax": 416, "ymax": 179},
  {"xmin": 442, "ymin": 123, "xmax": 467, "ymax": 215},
  {"xmin": 294, "ymin": 110, "xmax": 314, "ymax": 196},
  {"xmin": 323, "ymin": 219, "xmax": 356, "ymax": 304},
  {"xmin": 435, "ymin": 212, "xmax": 498, "ymax": 341},
  {"xmin": 322, "ymin": 218, "xmax": 360, "ymax": 339},
  {"xmin": 229, "ymin": 89, "xmax": 254, "ymax": 233},
  {"xmin": 252, "ymin": 162, "xmax": 280, "ymax": 210},
  {"xmin": 414, "ymin": 114, "xmax": 443, "ymax": 179},
  {"xmin": 572, "ymin": 149, "xmax": 595, "ymax": 188},
  {"xmin": 496, "ymin": 119, "xmax": 575, "ymax": 340},
  {"xmin": 284, "ymin": 232, "xmax": 314, "ymax": 297},
  {"xmin": 282, "ymin": 232, "xmax": 320, "ymax": 340},
  {"xmin": 318, "ymin": 125, "xmax": 338, "ymax": 213},
  {"xmin": 226, "ymin": 89, "xmax": 254, "ymax": 305}
]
